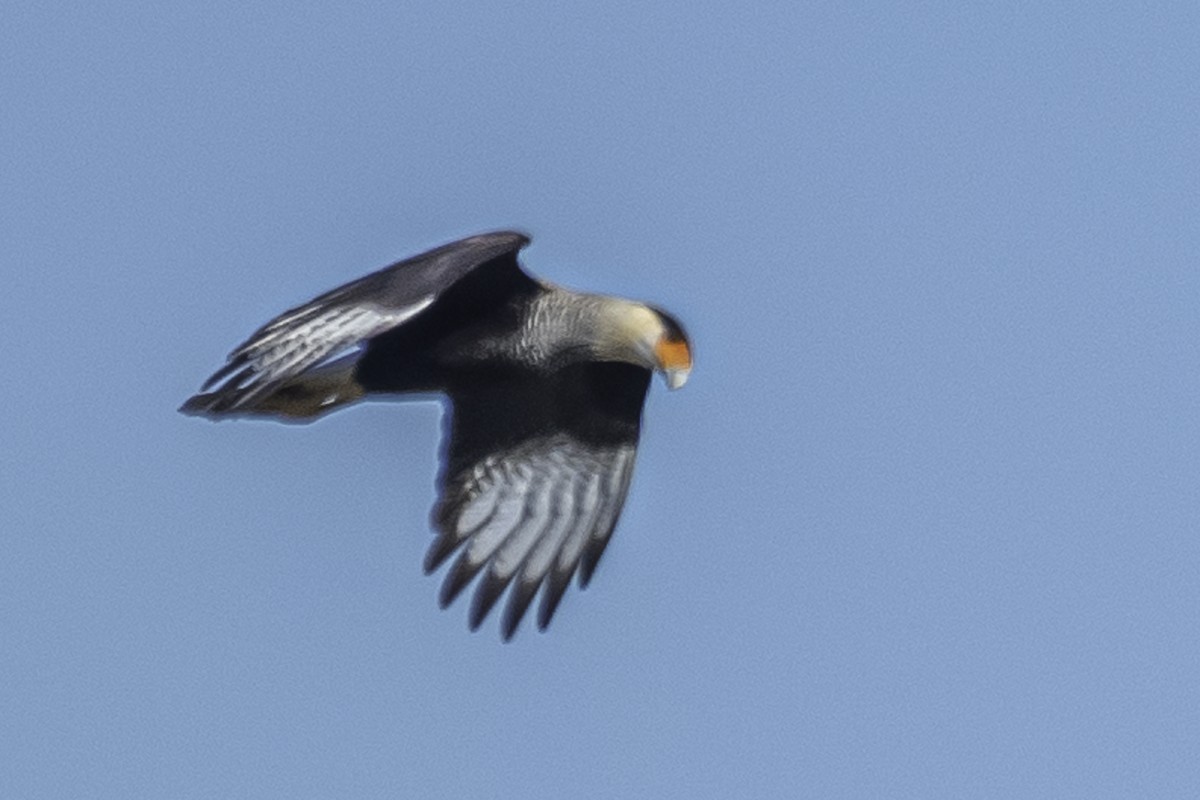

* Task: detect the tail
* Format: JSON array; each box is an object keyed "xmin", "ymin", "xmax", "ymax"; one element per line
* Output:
[{"xmin": 180, "ymin": 354, "xmax": 365, "ymax": 422}]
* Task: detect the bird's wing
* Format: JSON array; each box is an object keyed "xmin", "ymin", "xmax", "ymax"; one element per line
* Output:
[
  {"xmin": 182, "ymin": 231, "xmax": 531, "ymax": 414},
  {"xmin": 427, "ymin": 362, "xmax": 652, "ymax": 639}
]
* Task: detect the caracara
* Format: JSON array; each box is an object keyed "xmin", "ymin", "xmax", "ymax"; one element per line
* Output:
[{"xmin": 181, "ymin": 231, "xmax": 692, "ymax": 639}]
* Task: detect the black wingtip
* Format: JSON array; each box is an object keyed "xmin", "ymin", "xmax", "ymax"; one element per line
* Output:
[
  {"xmin": 501, "ymin": 578, "xmax": 542, "ymax": 641},
  {"xmin": 423, "ymin": 534, "xmax": 460, "ymax": 575},
  {"xmin": 538, "ymin": 570, "xmax": 574, "ymax": 631},
  {"xmin": 438, "ymin": 551, "xmax": 481, "ymax": 610},
  {"xmin": 577, "ymin": 542, "xmax": 607, "ymax": 589},
  {"xmin": 179, "ymin": 394, "xmax": 217, "ymax": 418},
  {"xmin": 468, "ymin": 572, "xmax": 508, "ymax": 632}
]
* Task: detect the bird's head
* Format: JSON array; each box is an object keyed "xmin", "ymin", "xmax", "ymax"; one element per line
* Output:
[{"xmin": 598, "ymin": 300, "xmax": 692, "ymax": 390}]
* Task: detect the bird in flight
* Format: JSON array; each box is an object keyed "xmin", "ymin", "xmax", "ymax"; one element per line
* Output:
[{"xmin": 181, "ymin": 231, "xmax": 692, "ymax": 639}]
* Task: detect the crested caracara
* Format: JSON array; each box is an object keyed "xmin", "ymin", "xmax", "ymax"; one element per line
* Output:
[{"xmin": 182, "ymin": 231, "xmax": 692, "ymax": 639}]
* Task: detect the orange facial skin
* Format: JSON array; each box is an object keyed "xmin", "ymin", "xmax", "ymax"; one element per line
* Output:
[{"xmin": 655, "ymin": 338, "xmax": 692, "ymax": 371}]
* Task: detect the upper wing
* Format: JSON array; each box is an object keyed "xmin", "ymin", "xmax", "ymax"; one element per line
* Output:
[
  {"xmin": 427, "ymin": 362, "xmax": 652, "ymax": 640},
  {"xmin": 182, "ymin": 231, "xmax": 531, "ymax": 414}
]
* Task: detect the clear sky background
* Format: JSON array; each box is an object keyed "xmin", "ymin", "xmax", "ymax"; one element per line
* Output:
[{"xmin": 3, "ymin": 3, "xmax": 1197, "ymax": 798}]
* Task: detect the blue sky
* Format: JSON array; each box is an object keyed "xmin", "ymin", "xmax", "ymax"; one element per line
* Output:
[{"xmin": 3, "ymin": 2, "xmax": 1198, "ymax": 797}]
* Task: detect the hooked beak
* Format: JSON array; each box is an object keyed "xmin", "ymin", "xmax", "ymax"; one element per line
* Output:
[
  {"xmin": 654, "ymin": 339, "xmax": 692, "ymax": 391},
  {"xmin": 664, "ymin": 367, "xmax": 690, "ymax": 390}
]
